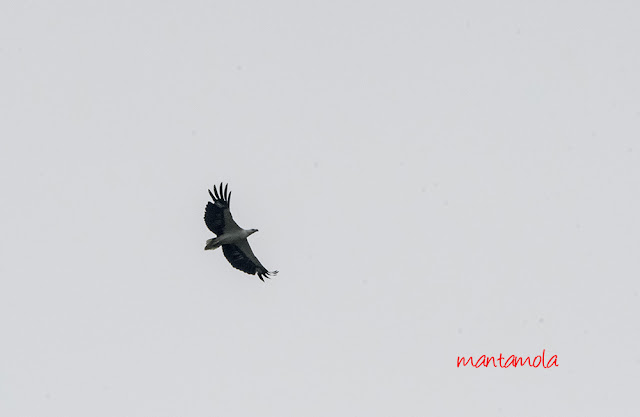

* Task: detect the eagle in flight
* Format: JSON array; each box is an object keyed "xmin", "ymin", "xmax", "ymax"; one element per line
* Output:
[{"xmin": 204, "ymin": 183, "xmax": 278, "ymax": 281}]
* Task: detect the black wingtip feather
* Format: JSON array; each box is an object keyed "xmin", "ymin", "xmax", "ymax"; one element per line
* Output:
[
  {"xmin": 208, "ymin": 183, "xmax": 231, "ymax": 208},
  {"xmin": 256, "ymin": 270, "xmax": 278, "ymax": 281},
  {"xmin": 209, "ymin": 183, "xmax": 231, "ymax": 207}
]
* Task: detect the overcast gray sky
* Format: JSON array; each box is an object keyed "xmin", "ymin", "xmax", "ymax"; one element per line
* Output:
[{"xmin": 1, "ymin": 1, "xmax": 639, "ymax": 416}]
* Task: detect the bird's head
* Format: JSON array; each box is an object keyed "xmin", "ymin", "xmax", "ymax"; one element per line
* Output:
[{"xmin": 249, "ymin": 228, "xmax": 259, "ymax": 235}]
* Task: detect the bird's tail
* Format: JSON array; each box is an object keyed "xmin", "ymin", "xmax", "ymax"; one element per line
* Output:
[{"xmin": 205, "ymin": 237, "xmax": 221, "ymax": 250}]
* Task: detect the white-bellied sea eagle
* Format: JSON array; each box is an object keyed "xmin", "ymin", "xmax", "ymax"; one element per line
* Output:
[{"xmin": 204, "ymin": 183, "xmax": 278, "ymax": 281}]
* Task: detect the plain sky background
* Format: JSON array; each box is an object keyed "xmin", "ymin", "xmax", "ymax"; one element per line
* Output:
[{"xmin": 1, "ymin": 1, "xmax": 639, "ymax": 416}]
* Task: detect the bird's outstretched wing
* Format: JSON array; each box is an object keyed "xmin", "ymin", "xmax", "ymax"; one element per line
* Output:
[
  {"xmin": 204, "ymin": 183, "xmax": 241, "ymax": 236},
  {"xmin": 222, "ymin": 240, "xmax": 278, "ymax": 281}
]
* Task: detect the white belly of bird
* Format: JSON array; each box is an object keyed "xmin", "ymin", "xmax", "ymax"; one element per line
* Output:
[{"xmin": 219, "ymin": 229, "xmax": 250, "ymax": 245}]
